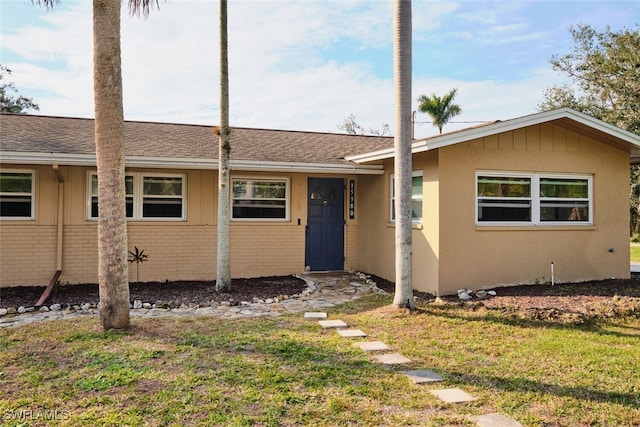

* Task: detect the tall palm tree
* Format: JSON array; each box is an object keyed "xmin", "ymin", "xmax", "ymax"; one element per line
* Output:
[
  {"xmin": 216, "ymin": 0, "xmax": 232, "ymax": 292},
  {"xmin": 36, "ymin": 0, "xmax": 158, "ymax": 330},
  {"xmin": 392, "ymin": 0, "xmax": 415, "ymax": 310},
  {"xmin": 417, "ymin": 88, "xmax": 462, "ymax": 134},
  {"xmin": 92, "ymin": 0, "xmax": 130, "ymax": 330}
]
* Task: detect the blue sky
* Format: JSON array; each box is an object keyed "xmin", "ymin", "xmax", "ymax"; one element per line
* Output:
[{"xmin": 1, "ymin": 0, "xmax": 638, "ymax": 138}]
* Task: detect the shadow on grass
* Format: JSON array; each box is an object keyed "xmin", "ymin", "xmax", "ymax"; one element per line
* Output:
[
  {"xmin": 441, "ymin": 369, "xmax": 640, "ymax": 409},
  {"xmin": 418, "ymin": 303, "xmax": 640, "ymax": 339}
]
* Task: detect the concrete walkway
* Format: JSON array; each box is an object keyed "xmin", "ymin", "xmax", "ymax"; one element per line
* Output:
[{"xmin": 0, "ymin": 272, "xmax": 384, "ymax": 329}]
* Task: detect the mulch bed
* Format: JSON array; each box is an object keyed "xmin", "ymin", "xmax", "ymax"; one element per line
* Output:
[
  {"xmin": 0, "ymin": 276, "xmax": 307, "ymax": 309},
  {"xmin": 1, "ymin": 274, "xmax": 639, "ymax": 324}
]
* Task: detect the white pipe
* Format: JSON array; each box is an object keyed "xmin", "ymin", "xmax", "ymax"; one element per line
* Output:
[{"xmin": 551, "ymin": 262, "xmax": 555, "ymax": 286}]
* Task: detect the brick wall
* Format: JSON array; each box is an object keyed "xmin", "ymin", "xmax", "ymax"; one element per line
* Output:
[
  {"xmin": 229, "ymin": 224, "xmax": 305, "ymax": 278},
  {"xmin": 0, "ymin": 225, "xmax": 58, "ymax": 286}
]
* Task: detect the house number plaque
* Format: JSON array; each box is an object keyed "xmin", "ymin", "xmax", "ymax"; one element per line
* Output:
[{"xmin": 349, "ymin": 179, "xmax": 355, "ymax": 219}]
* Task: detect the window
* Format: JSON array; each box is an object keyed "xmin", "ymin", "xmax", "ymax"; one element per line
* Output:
[
  {"xmin": 90, "ymin": 174, "xmax": 134, "ymax": 219},
  {"xmin": 0, "ymin": 170, "xmax": 34, "ymax": 219},
  {"xmin": 477, "ymin": 175, "xmax": 531, "ymax": 222},
  {"xmin": 476, "ymin": 172, "xmax": 592, "ymax": 225},
  {"xmin": 88, "ymin": 172, "xmax": 185, "ymax": 220},
  {"xmin": 391, "ymin": 171, "xmax": 423, "ymax": 222},
  {"xmin": 539, "ymin": 177, "xmax": 590, "ymax": 222},
  {"xmin": 142, "ymin": 176, "xmax": 184, "ymax": 218},
  {"xmin": 232, "ymin": 178, "xmax": 288, "ymax": 220}
]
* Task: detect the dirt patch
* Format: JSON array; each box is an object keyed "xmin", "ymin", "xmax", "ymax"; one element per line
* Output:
[
  {"xmin": 0, "ymin": 276, "xmax": 307, "ymax": 309},
  {"xmin": 439, "ymin": 277, "xmax": 640, "ymax": 323}
]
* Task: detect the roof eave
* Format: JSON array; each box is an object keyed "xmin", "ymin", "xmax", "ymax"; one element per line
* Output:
[
  {"xmin": 0, "ymin": 152, "xmax": 384, "ymax": 175},
  {"xmin": 346, "ymin": 108, "xmax": 640, "ymax": 164}
]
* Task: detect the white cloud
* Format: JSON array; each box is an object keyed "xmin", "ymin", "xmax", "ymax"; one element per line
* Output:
[{"xmin": 1, "ymin": 0, "xmax": 636, "ymax": 139}]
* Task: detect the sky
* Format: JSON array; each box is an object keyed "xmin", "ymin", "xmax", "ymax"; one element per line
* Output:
[{"xmin": 1, "ymin": 1, "xmax": 638, "ymax": 139}]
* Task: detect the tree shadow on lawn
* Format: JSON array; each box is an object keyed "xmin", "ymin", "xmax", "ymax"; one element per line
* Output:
[
  {"xmin": 418, "ymin": 304, "xmax": 640, "ymax": 339},
  {"xmin": 441, "ymin": 369, "xmax": 640, "ymax": 409}
]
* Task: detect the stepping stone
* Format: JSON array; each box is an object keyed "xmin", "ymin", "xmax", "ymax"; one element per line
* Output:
[
  {"xmin": 374, "ymin": 353, "xmax": 411, "ymax": 364},
  {"xmin": 304, "ymin": 312, "xmax": 327, "ymax": 319},
  {"xmin": 403, "ymin": 369, "xmax": 443, "ymax": 384},
  {"xmin": 430, "ymin": 388, "xmax": 476, "ymax": 403},
  {"xmin": 357, "ymin": 341, "xmax": 390, "ymax": 352},
  {"xmin": 337, "ymin": 329, "xmax": 367, "ymax": 338},
  {"xmin": 470, "ymin": 413, "xmax": 523, "ymax": 427},
  {"xmin": 318, "ymin": 319, "xmax": 347, "ymax": 329}
]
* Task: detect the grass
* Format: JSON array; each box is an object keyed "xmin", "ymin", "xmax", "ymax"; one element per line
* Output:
[
  {"xmin": 631, "ymin": 244, "xmax": 640, "ymax": 263},
  {"xmin": 1, "ymin": 295, "xmax": 639, "ymax": 426}
]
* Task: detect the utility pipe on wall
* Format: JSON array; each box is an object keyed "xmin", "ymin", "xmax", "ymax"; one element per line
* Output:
[
  {"xmin": 53, "ymin": 164, "xmax": 64, "ymax": 271},
  {"xmin": 36, "ymin": 165, "xmax": 64, "ymax": 306}
]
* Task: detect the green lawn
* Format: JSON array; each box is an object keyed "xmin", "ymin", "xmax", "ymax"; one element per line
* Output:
[
  {"xmin": 631, "ymin": 244, "xmax": 640, "ymax": 263},
  {"xmin": 1, "ymin": 296, "xmax": 639, "ymax": 426}
]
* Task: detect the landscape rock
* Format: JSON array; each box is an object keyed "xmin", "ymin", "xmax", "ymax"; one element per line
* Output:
[
  {"xmin": 133, "ymin": 300, "xmax": 143, "ymax": 309},
  {"xmin": 457, "ymin": 289, "xmax": 472, "ymax": 301},
  {"xmin": 0, "ymin": 308, "xmax": 7, "ymax": 316},
  {"xmin": 50, "ymin": 304, "xmax": 61, "ymax": 311},
  {"xmin": 475, "ymin": 290, "xmax": 488, "ymax": 299}
]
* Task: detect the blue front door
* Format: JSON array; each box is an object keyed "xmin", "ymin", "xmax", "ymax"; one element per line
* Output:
[{"xmin": 305, "ymin": 178, "xmax": 345, "ymax": 271}]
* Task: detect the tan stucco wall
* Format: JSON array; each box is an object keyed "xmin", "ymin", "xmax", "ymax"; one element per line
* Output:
[
  {"xmin": 355, "ymin": 123, "xmax": 630, "ymax": 296},
  {"xmin": 354, "ymin": 152, "xmax": 440, "ymax": 294},
  {"xmin": 0, "ymin": 165, "xmax": 358, "ymax": 287},
  {"xmin": 437, "ymin": 123, "xmax": 630, "ymax": 295}
]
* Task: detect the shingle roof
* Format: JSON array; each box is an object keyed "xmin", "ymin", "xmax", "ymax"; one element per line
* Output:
[{"xmin": 0, "ymin": 113, "xmax": 393, "ymax": 166}]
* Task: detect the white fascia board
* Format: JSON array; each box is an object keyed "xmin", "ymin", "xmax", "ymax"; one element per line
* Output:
[
  {"xmin": 0, "ymin": 151, "xmax": 97, "ymax": 166},
  {"xmin": 0, "ymin": 152, "xmax": 384, "ymax": 175},
  {"xmin": 346, "ymin": 108, "xmax": 640, "ymax": 163},
  {"xmin": 229, "ymin": 160, "xmax": 383, "ymax": 175}
]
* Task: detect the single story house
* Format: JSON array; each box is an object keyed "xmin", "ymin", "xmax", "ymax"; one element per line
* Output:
[{"xmin": 1, "ymin": 108, "xmax": 639, "ymax": 295}]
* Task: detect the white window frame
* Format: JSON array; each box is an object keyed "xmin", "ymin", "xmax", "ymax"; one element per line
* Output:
[
  {"xmin": 0, "ymin": 169, "xmax": 35, "ymax": 220},
  {"xmin": 390, "ymin": 170, "xmax": 423, "ymax": 223},
  {"xmin": 87, "ymin": 171, "xmax": 186, "ymax": 221},
  {"xmin": 231, "ymin": 176, "xmax": 290, "ymax": 222},
  {"xmin": 476, "ymin": 171, "xmax": 593, "ymax": 226}
]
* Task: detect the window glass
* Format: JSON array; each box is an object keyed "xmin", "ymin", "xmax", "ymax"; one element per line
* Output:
[
  {"xmin": 310, "ymin": 184, "xmax": 336, "ymax": 200},
  {"xmin": 391, "ymin": 172, "xmax": 423, "ymax": 222},
  {"xmin": 539, "ymin": 178, "xmax": 588, "ymax": 198},
  {"xmin": 143, "ymin": 177, "xmax": 182, "ymax": 196},
  {"xmin": 476, "ymin": 173, "xmax": 592, "ymax": 225},
  {"xmin": 477, "ymin": 176, "xmax": 530, "ymax": 198},
  {"xmin": 89, "ymin": 173, "xmax": 183, "ymax": 220},
  {"xmin": 142, "ymin": 176, "xmax": 183, "ymax": 218},
  {"xmin": 0, "ymin": 172, "xmax": 33, "ymax": 218},
  {"xmin": 540, "ymin": 177, "xmax": 589, "ymax": 222},
  {"xmin": 411, "ymin": 175, "xmax": 423, "ymax": 220},
  {"xmin": 477, "ymin": 176, "xmax": 531, "ymax": 223},
  {"xmin": 232, "ymin": 179, "xmax": 287, "ymax": 220}
]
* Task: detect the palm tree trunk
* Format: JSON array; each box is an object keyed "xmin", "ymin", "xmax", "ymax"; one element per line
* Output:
[
  {"xmin": 93, "ymin": 0, "xmax": 130, "ymax": 329},
  {"xmin": 216, "ymin": 0, "xmax": 232, "ymax": 292},
  {"xmin": 392, "ymin": 0, "xmax": 415, "ymax": 310}
]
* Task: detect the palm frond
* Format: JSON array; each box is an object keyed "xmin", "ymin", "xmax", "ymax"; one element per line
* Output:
[{"xmin": 128, "ymin": 0, "xmax": 160, "ymax": 17}]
